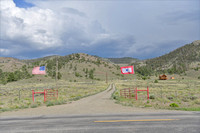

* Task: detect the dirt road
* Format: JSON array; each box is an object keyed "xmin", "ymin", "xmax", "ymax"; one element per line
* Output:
[{"xmin": 1, "ymin": 84, "xmax": 169, "ymax": 117}]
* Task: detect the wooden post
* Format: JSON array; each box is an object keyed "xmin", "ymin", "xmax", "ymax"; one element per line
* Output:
[
  {"xmin": 135, "ymin": 87, "xmax": 137, "ymax": 100},
  {"xmin": 175, "ymin": 90, "xmax": 177, "ymax": 99},
  {"xmin": 56, "ymin": 89, "xmax": 58, "ymax": 99},
  {"xmin": 124, "ymin": 89, "xmax": 126, "ymax": 98},
  {"xmin": 44, "ymin": 89, "xmax": 46, "ymax": 102},
  {"xmin": 56, "ymin": 59, "xmax": 58, "ymax": 82},
  {"xmin": 18, "ymin": 89, "xmax": 21, "ymax": 100},
  {"xmin": 106, "ymin": 72, "xmax": 108, "ymax": 84}
]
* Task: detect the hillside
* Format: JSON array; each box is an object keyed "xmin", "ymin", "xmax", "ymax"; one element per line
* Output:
[
  {"xmin": 1, "ymin": 53, "xmax": 136, "ymax": 84},
  {"xmin": 144, "ymin": 40, "xmax": 200, "ymax": 72},
  {"xmin": 107, "ymin": 57, "xmax": 139, "ymax": 65},
  {"xmin": 0, "ymin": 57, "xmax": 26, "ymax": 72},
  {"xmin": 39, "ymin": 53, "xmax": 125, "ymax": 82}
]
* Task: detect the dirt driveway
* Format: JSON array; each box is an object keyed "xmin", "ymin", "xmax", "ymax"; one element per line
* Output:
[{"xmin": 0, "ymin": 84, "xmax": 169, "ymax": 117}]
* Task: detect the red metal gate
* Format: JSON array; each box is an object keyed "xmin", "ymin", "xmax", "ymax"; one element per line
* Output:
[
  {"xmin": 120, "ymin": 88, "xmax": 135, "ymax": 99},
  {"xmin": 120, "ymin": 87, "xmax": 149, "ymax": 100},
  {"xmin": 45, "ymin": 89, "xmax": 58, "ymax": 101},
  {"xmin": 32, "ymin": 89, "xmax": 58, "ymax": 102}
]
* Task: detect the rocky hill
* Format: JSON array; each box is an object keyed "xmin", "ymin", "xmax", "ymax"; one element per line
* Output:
[
  {"xmin": 0, "ymin": 57, "xmax": 26, "ymax": 72},
  {"xmin": 144, "ymin": 40, "xmax": 200, "ymax": 73}
]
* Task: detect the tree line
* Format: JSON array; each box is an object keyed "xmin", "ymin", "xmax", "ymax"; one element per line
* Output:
[{"xmin": 0, "ymin": 65, "xmax": 32, "ymax": 84}]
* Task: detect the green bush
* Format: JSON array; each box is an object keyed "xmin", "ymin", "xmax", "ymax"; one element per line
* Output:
[
  {"xmin": 154, "ymin": 80, "xmax": 158, "ymax": 83},
  {"xmin": 30, "ymin": 103, "xmax": 38, "ymax": 108},
  {"xmin": 20, "ymin": 105, "xmax": 29, "ymax": 109},
  {"xmin": 182, "ymin": 97, "xmax": 189, "ymax": 102},
  {"xmin": 46, "ymin": 101, "xmax": 54, "ymax": 107},
  {"xmin": 144, "ymin": 104, "xmax": 152, "ymax": 107},
  {"xmin": 167, "ymin": 96, "xmax": 173, "ymax": 100},
  {"xmin": 149, "ymin": 94, "xmax": 155, "ymax": 99},
  {"xmin": 142, "ymin": 76, "xmax": 147, "ymax": 80},
  {"xmin": 169, "ymin": 103, "xmax": 179, "ymax": 107},
  {"xmin": 190, "ymin": 96, "xmax": 197, "ymax": 100},
  {"xmin": 112, "ymin": 95, "xmax": 119, "ymax": 100},
  {"xmin": 36, "ymin": 101, "xmax": 42, "ymax": 106},
  {"xmin": 54, "ymin": 100, "xmax": 66, "ymax": 105}
]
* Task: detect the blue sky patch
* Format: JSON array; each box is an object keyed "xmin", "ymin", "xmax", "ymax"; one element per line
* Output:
[{"xmin": 13, "ymin": 0, "xmax": 34, "ymax": 8}]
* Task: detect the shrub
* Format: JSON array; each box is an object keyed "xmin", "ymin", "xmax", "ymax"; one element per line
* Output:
[
  {"xmin": 149, "ymin": 94, "xmax": 155, "ymax": 99},
  {"xmin": 194, "ymin": 99, "xmax": 200, "ymax": 105},
  {"xmin": 144, "ymin": 105, "xmax": 152, "ymax": 107},
  {"xmin": 167, "ymin": 96, "xmax": 173, "ymax": 100},
  {"xmin": 112, "ymin": 95, "xmax": 119, "ymax": 100},
  {"xmin": 154, "ymin": 80, "xmax": 158, "ymax": 83},
  {"xmin": 31, "ymin": 103, "xmax": 38, "ymax": 108},
  {"xmin": 20, "ymin": 105, "xmax": 29, "ymax": 109},
  {"xmin": 182, "ymin": 97, "xmax": 189, "ymax": 102},
  {"xmin": 169, "ymin": 103, "xmax": 179, "ymax": 107},
  {"xmin": 190, "ymin": 96, "xmax": 197, "ymax": 100},
  {"xmin": 54, "ymin": 100, "xmax": 66, "ymax": 105},
  {"xmin": 36, "ymin": 101, "xmax": 42, "ymax": 106},
  {"xmin": 142, "ymin": 76, "xmax": 147, "ymax": 80},
  {"xmin": 46, "ymin": 101, "xmax": 54, "ymax": 107}
]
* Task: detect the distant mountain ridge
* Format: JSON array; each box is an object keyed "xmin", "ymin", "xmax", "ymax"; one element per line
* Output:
[{"xmin": 145, "ymin": 40, "xmax": 200, "ymax": 70}]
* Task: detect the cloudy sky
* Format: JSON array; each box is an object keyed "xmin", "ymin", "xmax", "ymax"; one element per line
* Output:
[{"xmin": 0, "ymin": 0, "xmax": 199, "ymax": 59}]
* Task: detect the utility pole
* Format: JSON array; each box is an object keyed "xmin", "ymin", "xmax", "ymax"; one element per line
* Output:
[
  {"xmin": 106, "ymin": 72, "xmax": 108, "ymax": 84},
  {"xmin": 56, "ymin": 58, "xmax": 58, "ymax": 82}
]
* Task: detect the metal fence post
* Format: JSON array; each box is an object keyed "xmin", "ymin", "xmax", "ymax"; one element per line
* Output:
[
  {"xmin": 18, "ymin": 89, "xmax": 21, "ymax": 101},
  {"xmin": 32, "ymin": 90, "xmax": 34, "ymax": 102},
  {"xmin": 135, "ymin": 87, "xmax": 137, "ymax": 100},
  {"xmin": 44, "ymin": 89, "xmax": 46, "ymax": 102},
  {"xmin": 147, "ymin": 86, "xmax": 149, "ymax": 100}
]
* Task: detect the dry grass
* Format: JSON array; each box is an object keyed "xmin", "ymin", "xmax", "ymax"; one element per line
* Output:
[
  {"xmin": 0, "ymin": 80, "xmax": 108, "ymax": 112},
  {"xmin": 113, "ymin": 77, "xmax": 200, "ymax": 111}
]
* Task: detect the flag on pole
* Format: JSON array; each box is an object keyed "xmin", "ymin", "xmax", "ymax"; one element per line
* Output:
[
  {"xmin": 32, "ymin": 66, "xmax": 46, "ymax": 75},
  {"xmin": 121, "ymin": 66, "xmax": 134, "ymax": 74}
]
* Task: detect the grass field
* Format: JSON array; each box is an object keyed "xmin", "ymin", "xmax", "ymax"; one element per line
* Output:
[
  {"xmin": 1, "ymin": 75, "xmax": 200, "ymax": 113},
  {"xmin": 112, "ymin": 77, "xmax": 200, "ymax": 111},
  {"xmin": 0, "ymin": 80, "xmax": 108, "ymax": 112}
]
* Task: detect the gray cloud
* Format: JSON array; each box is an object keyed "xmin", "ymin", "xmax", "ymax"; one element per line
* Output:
[
  {"xmin": 159, "ymin": 10, "xmax": 200, "ymax": 25},
  {"xmin": 87, "ymin": 35, "xmax": 135, "ymax": 57},
  {"xmin": 61, "ymin": 7, "xmax": 86, "ymax": 17}
]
